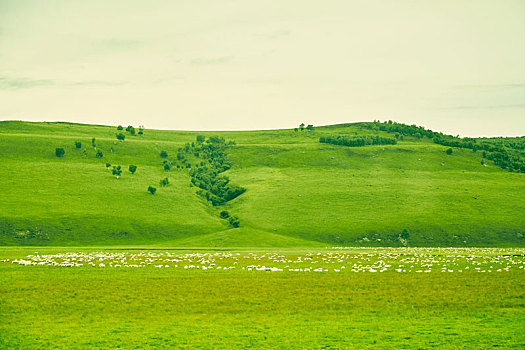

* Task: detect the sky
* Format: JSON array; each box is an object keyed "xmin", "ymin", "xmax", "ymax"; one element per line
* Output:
[{"xmin": 0, "ymin": 0, "xmax": 524, "ymax": 137}]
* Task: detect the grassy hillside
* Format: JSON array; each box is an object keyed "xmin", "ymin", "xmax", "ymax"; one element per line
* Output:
[{"xmin": 0, "ymin": 120, "xmax": 524, "ymax": 247}]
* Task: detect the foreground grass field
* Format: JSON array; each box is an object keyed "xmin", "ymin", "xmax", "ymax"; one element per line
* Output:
[
  {"xmin": 1, "ymin": 247, "xmax": 524, "ymax": 349},
  {"xmin": 0, "ymin": 120, "xmax": 524, "ymax": 247}
]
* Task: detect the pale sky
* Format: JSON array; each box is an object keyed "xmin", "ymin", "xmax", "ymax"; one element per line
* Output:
[{"xmin": 0, "ymin": 0, "xmax": 524, "ymax": 137}]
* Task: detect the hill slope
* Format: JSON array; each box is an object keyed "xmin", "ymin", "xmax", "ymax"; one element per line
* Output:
[{"xmin": 0, "ymin": 121, "xmax": 524, "ymax": 247}]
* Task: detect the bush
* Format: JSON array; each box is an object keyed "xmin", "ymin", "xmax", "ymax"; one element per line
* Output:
[
  {"xmin": 228, "ymin": 216, "xmax": 240, "ymax": 228},
  {"xmin": 148, "ymin": 186, "xmax": 156, "ymax": 195},
  {"xmin": 92, "ymin": 138, "xmax": 96, "ymax": 148},
  {"xmin": 105, "ymin": 163, "xmax": 111, "ymax": 169},
  {"xmin": 220, "ymin": 211, "xmax": 229, "ymax": 219},
  {"xmin": 160, "ymin": 177, "xmax": 169, "ymax": 186},
  {"xmin": 164, "ymin": 163, "xmax": 171, "ymax": 171},
  {"xmin": 55, "ymin": 148, "xmax": 65, "ymax": 157},
  {"xmin": 160, "ymin": 150, "xmax": 168, "ymax": 158},
  {"xmin": 96, "ymin": 150, "xmax": 103, "ymax": 158},
  {"xmin": 446, "ymin": 148, "xmax": 453, "ymax": 155},
  {"xmin": 75, "ymin": 141, "xmax": 82, "ymax": 149},
  {"xmin": 116, "ymin": 133, "xmax": 125, "ymax": 141},
  {"xmin": 117, "ymin": 125, "xmax": 123, "ymax": 130},
  {"xmin": 112, "ymin": 165, "xmax": 122, "ymax": 179},
  {"xmin": 129, "ymin": 165, "xmax": 137, "ymax": 174},
  {"xmin": 306, "ymin": 124, "xmax": 314, "ymax": 131}
]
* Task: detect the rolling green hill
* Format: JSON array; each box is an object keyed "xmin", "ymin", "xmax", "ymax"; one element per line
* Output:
[{"xmin": 0, "ymin": 120, "xmax": 523, "ymax": 247}]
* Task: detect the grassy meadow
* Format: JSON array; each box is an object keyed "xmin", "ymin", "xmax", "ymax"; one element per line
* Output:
[
  {"xmin": 1, "ymin": 247, "xmax": 524, "ymax": 349},
  {"xmin": 0, "ymin": 120, "xmax": 524, "ymax": 247}
]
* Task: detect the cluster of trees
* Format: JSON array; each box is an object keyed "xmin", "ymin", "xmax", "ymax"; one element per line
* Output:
[
  {"xmin": 433, "ymin": 135, "xmax": 525, "ymax": 173},
  {"xmin": 294, "ymin": 123, "xmax": 314, "ymax": 132},
  {"xmin": 117, "ymin": 125, "xmax": 145, "ymax": 136},
  {"xmin": 219, "ymin": 210, "xmax": 240, "ymax": 228},
  {"xmin": 186, "ymin": 136, "xmax": 246, "ymax": 207},
  {"xmin": 361, "ymin": 120, "xmax": 525, "ymax": 173},
  {"xmin": 361, "ymin": 120, "xmax": 436, "ymax": 139},
  {"xmin": 319, "ymin": 135, "xmax": 397, "ymax": 147}
]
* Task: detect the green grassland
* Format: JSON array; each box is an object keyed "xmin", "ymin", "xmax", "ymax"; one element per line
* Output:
[
  {"xmin": 0, "ymin": 120, "xmax": 524, "ymax": 247},
  {"xmin": 1, "ymin": 247, "xmax": 524, "ymax": 349}
]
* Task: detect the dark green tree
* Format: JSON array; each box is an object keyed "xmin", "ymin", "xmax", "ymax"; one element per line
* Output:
[
  {"xmin": 129, "ymin": 165, "xmax": 137, "ymax": 174},
  {"xmin": 306, "ymin": 124, "xmax": 314, "ymax": 131},
  {"xmin": 75, "ymin": 141, "xmax": 82, "ymax": 149},
  {"xmin": 117, "ymin": 125, "xmax": 123, "ymax": 131},
  {"xmin": 55, "ymin": 148, "xmax": 65, "ymax": 157},
  {"xmin": 446, "ymin": 148, "xmax": 453, "ymax": 155},
  {"xmin": 228, "ymin": 216, "xmax": 240, "ymax": 228},
  {"xmin": 92, "ymin": 138, "xmax": 96, "ymax": 148},
  {"xmin": 160, "ymin": 150, "xmax": 168, "ymax": 158},
  {"xmin": 112, "ymin": 165, "xmax": 122, "ymax": 179},
  {"xmin": 160, "ymin": 177, "xmax": 169, "ymax": 186},
  {"xmin": 148, "ymin": 186, "xmax": 156, "ymax": 195},
  {"xmin": 116, "ymin": 133, "xmax": 125, "ymax": 141},
  {"xmin": 299, "ymin": 123, "xmax": 305, "ymax": 131},
  {"xmin": 220, "ymin": 210, "xmax": 229, "ymax": 219},
  {"xmin": 96, "ymin": 150, "xmax": 103, "ymax": 158}
]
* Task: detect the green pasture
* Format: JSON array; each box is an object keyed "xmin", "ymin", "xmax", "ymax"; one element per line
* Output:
[
  {"xmin": 1, "ymin": 247, "xmax": 524, "ymax": 349},
  {"xmin": 0, "ymin": 120, "xmax": 524, "ymax": 247}
]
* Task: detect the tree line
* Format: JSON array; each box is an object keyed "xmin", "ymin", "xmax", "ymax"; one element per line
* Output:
[
  {"xmin": 319, "ymin": 135, "xmax": 397, "ymax": 147},
  {"xmin": 360, "ymin": 120, "xmax": 525, "ymax": 173}
]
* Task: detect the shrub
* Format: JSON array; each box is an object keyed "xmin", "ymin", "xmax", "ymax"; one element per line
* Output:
[
  {"xmin": 92, "ymin": 138, "xmax": 96, "ymax": 148},
  {"xmin": 117, "ymin": 125, "xmax": 123, "ymax": 130},
  {"xmin": 112, "ymin": 165, "xmax": 122, "ymax": 179},
  {"xmin": 75, "ymin": 141, "xmax": 82, "ymax": 149},
  {"xmin": 299, "ymin": 123, "xmax": 305, "ymax": 131},
  {"xmin": 129, "ymin": 165, "xmax": 137, "ymax": 174},
  {"xmin": 160, "ymin": 150, "xmax": 168, "ymax": 158},
  {"xmin": 160, "ymin": 177, "xmax": 169, "ymax": 186},
  {"xmin": 126, "ymin": 125, "xmax": 133, "ymax": 132},
  {"xmin": 148, "ymin": 186, "xmax": 156, "ymax": 195},
  {"xmin": 96, "ymin": 150, "xmax": 103, "ymax": 158},
  {"xmin": 220, "ymin": 211, "xmax": 229, "ymax": 219},
  {"xmin": 55, "ymin": 148, "xmax": 65, "ymax": 157},
  {"xmin": 196, "ymin": 135, "xmax": 205, "ymax": 143},
  {"xmin": 105, "ymin": 163, "xmax": 111, "ymax": 169},
  {"xmin": 116, "ymin": 133, "xmax": 125, "ymax": 141},
  {"xmin": 306, "ymin": 124, "xmax": 314, "ymax": 131},
  {"xmin": 164, "ymin": 163, "xmax": 171, "ymax": 171},
  {"xmin": 228, "ymin": 216, "xmax": 240, "ymax": 228},
  {"xmin": 400, "ymin": 229, "xmax": 410, "ymax": 240},
  {"xmin": 446, "ymin": 148, "xmax": 453, "ymax": 155}
]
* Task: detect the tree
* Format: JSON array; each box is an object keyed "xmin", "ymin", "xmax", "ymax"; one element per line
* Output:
[
  {"xmin": 92, "ymin": 138, "xmax": 96, "ymax": 148},
  {"xmin": 220, "ymin": 210, "xmax": 229, "ymax": 219},
  {"xmin": 126, "ymin": 125, "xmax": 133, "ymax": 132},
  {"xmin": 164, "ymin": 163, "xmax": 171, "ymax": 171},
  {"xmin": 160, "ymin": 150, "xmax": 168, "ymax": 158},
  {"xmin": 75, "ymin": 141, "xmax": 82, "ymax": 149},
  {"xmin": 129, "ymin": 127, "xmax": 136, "ymax": 135},
  {"xmin": 160, "ymin": 177, "xmax": 169, "ymax": 186},
  {"xmin": 446, "ymin": 148, "xmax": 453, "ymax": 155},
  {"xmin": 294, "ymin": 128, "xmax": 298, "ymax": 132},
  {"xmin": 138, "ymin": 125, "xmax": 144, "ymax": 135},
  {"xmin": 400, "ymin": 229, "xmax": 410, "ymax": 240},
  {"xmin": 129, "ymin": 165, "xmax": 137, "ymax": 174},
  {"xmin": 148, "ymin": 186, "xmax": 156, "ymax": 195},
  {"xmin": 105, "ymin": 163, "xmax": 111, "ymax": 170},
  {"xmin": 117, "ymin": 125, "xmax": 123, "ymax": 131},
  {"xmin": 306, "ymin": 124, "xmax": 314, "ymax": 131},
  {"xmin": 112, "ymin": 165, "xmax": 122, "ymax": 179},
  {"xmin": 55, "ymin": 148, "xmax": 65, "ymax": 157},
  {"xmin": 228, "ymin": 216, "xmax": 240, "ymax": 228},
  {"xmin": 116, "ymin": 133, "xmax": 125, "ymax": 141},
  {"xmin": 299, "ymin": 123, "xmax": 305, "ymax": 131},
  {"xmin": 196, "ymin": 135, "xmax": 205, "ymax": 143},
  {"xmin": 96, "ymin": 150, "xmax": 103, "ymax": 158}
]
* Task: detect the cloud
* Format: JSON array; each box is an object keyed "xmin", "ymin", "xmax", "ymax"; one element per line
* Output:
[
  {"xmin": 190, "ymin": 56, "xmax": 233, "ymax": 65},
  {"xmin": 435, "ymin": 104, "xmax": 525, "ymax": 110},
  {"xmin": 253, "ymin": 29, "xmax": 291, "ymax": 40},
  {"xmin": 0, "ymin": 77, "xmax": 55, "ymax": 90},
  {"xmin": 0, "ymin": 76, "xmax": 126, "ymax": 90}
]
